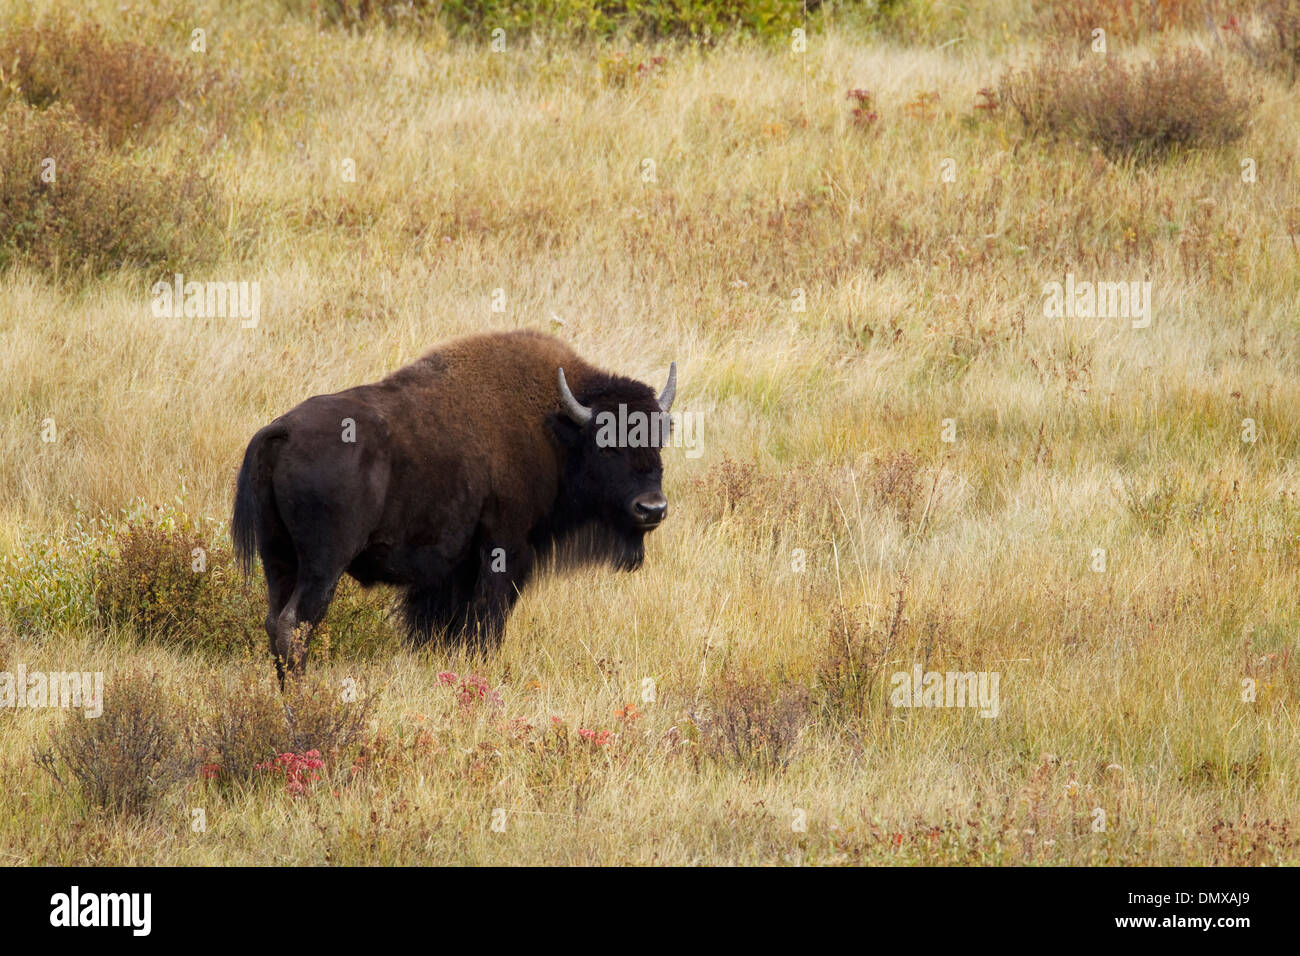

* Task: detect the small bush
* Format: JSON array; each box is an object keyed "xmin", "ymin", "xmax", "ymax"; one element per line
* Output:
[
  {"xmin": 197, "ymin": 671, "xmax": 375, "ymax": 785},
  {"xmin": 0, "ymin": 101, "xmax": 221, "ymax": 277},
  {"xmin": 687, "ymin": 458, "xmax": 843, "ymax": 541},
  {"xmin": 0, "ymin": 16, "xmax": 194, "ymax": 148},
  {"xmin": 694, "ymin": 665, "xmax": 809, "ymax": 774},
  {"xmin": 280, "ymin": 675, "xmax": 375, "ymax": 757},
  {"xmin": 1121, "ymin": 473, "xmax": 1184, "ymax": 536},
  {"xmin": 92, "ymin": 518, "xmax": 263, "ymax": 655},
  {"xmin": 196, "ymin": 677, "xmax": 287, "ymax": 783},
  {"xmin": 847, "ymin": 88, "xmax": 879, "ymax": 127},
  {"xmin": 1000, "ymin": 46, "xmax": 1256, "ymax": 161},
  {"xmin": 36, "ymin": 668, "xmax": 196, "ymax": 815}
]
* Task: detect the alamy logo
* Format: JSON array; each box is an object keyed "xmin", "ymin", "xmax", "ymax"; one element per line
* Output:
[
  {"xmin": 1042, "ymin": 273, "xmax": 1152, "ymax": 328},
  {"xmin": 0, "ymin": 666, "xmax": 103, "ymax": 718},
  {"xmin": 594, "ymin": 405, "xmax": 703, "ymax": 458},
  {"xmin": 151, "ymin": 273, "xmax": 260, "ymax": 328},
  {"xmin": 889, "ymin": 665, "xmax": 1000, "ymax": 718},
  {"xmin": 50, "ymin": 886, "xmax": 151, "ymax": 936}
]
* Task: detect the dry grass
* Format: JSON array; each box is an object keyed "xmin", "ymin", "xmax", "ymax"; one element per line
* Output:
[{"xmin": 0, "ymin": 0, "xmax": 1298, "ymax": 864}]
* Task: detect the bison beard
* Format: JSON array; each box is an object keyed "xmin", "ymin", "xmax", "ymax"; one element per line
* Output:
[{"xmin": 232, "ymin": 330, "xmax": 675, "ymax": 681}]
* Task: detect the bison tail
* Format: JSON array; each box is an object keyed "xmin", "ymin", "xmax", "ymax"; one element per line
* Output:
[{"xmin": 232, "ymin": 423, "xmax": 287, "ymax": 574}]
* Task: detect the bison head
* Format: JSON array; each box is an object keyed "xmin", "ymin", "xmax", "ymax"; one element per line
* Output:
[{"xmin": 549, "ymin": 363, "xmax": 676, "ymax": 570}]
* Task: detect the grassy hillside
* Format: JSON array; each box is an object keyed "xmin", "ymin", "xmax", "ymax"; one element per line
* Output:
[{"xmin": 1, "ymin": 0, "xmax": 1298, "ymax": 864}]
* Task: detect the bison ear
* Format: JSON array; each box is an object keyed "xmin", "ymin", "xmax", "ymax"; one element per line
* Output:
[{"xmin": 548, "ymin": 412, "xmax": 585, "ymax": 449}]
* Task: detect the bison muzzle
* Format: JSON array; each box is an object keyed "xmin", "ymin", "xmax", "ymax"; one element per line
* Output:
[{"xmin": 232, "ymin": 330, "xmax": 676, "ymax": 679}]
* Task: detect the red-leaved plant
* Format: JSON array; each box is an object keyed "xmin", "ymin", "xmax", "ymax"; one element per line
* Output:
[
  {"xmin": 438, "ymin": 671, "xmax": 504, "ymax": 712},
  {"xmin": 255, "ymin": 750, "xmax": 324, "ymax": 797}
]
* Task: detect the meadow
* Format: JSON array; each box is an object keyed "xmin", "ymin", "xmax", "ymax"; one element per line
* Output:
[{"xmin": 0, "ymin": 0, "xmax": 1298, "ymax": 864}]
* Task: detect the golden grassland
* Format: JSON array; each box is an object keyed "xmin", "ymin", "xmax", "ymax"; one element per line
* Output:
[{"xmin": 1, "ymin": 0, "xmax": 1298, "ymax": 863}]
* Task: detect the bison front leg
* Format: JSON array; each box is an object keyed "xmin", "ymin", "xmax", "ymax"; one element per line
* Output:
[
  {"xmin": 401, "ymin": 560, "xmax": 476, "ymax": 648},
  {"xmin": 464, "ymin": 541, "xmax": 534, "ymax": 649}
]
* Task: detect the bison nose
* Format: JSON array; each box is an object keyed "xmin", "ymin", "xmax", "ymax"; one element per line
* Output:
[{"xmin": 631, "ymin": 492, "xmax": 668, "ymax": 528}]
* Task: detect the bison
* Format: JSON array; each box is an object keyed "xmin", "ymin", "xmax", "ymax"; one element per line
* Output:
[{"xmin": 232, "ymin": 330, "xmax": 676, "ymax": 678}]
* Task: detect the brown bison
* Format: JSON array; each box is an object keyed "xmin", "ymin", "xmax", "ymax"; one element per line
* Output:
[{"xmin": 232, "ymin": 330, "xmax": 676, "ymax": 678}]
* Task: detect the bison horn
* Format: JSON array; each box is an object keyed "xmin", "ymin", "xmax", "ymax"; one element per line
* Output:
[
  {"xmin": 658, "ymin": 361, "xmax": 677, "ymax": 414},
  {"xmin": 557, "ymin": 368, "xmax": 593, "ymax": 426}
]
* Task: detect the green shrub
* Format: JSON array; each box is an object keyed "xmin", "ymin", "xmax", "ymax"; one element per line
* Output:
[
  {"xmin": 92, "ymin": 516, "xmax": 264, "ymax": 656},
  {"xmin": 1000, "ymin": 46, "xmax": 1256, "ymax": 161},
  {"xmin": 293, "ymin": 0, "xmax": 809, "ymax": 41},
  {"xmin": 0, "ymin": 530, "xmax": 97, "ymax": 634}
]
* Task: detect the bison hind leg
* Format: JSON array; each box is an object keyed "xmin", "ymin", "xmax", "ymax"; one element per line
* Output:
[
  {"xmin": 272, "ymin": 563, "xmax": 345, "ymax": 682},
  {"xmin": 261, "ymin": 551, "xmax": 297, "ymax": 648}
]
